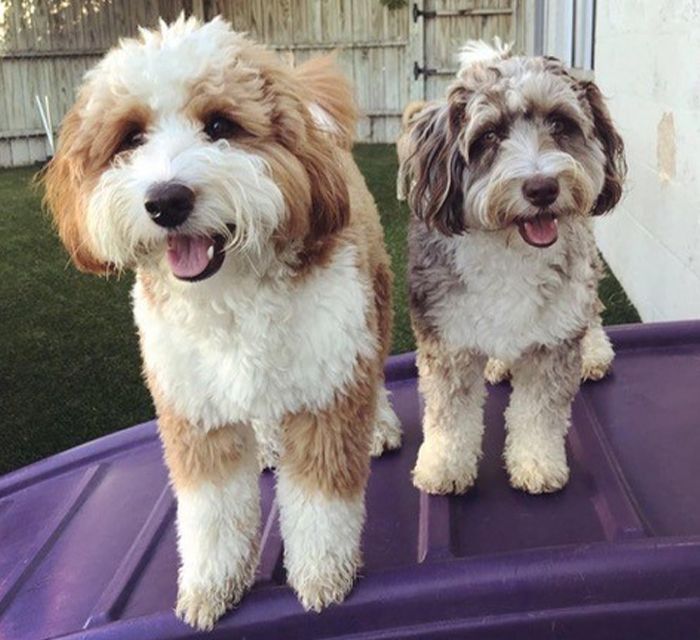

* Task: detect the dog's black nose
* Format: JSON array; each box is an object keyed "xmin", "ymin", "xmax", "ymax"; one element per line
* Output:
[
  {"xmin": 144, "ymin": 182, "xmax": 195, "ymax": 228},
  {"xmin": 522, "ymin": 176, "xmax": 560, "ymax": 207}
]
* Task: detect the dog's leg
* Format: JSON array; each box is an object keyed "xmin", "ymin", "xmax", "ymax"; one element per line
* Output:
[
  {"xmin": 370, "ymin": 262, "xmax": 402, "ymax": 457},
  {"xmin": 412, "ymin": 340, "xmax": 487, "ymax": 495},
  {"xmin": 160, "ymin": 419, "xmax": 260, "ymax": 630},
  {"xmin": 278, "ymin": 374, "xmax": 373, "ymax": 611},
  {"xmin": 580, "ymin": 318, "xmax": 614, "ymax": 381},
  {"xmin": 276, "ymin": 468, "xmax": 365, "ymax": 611},
  {"xmin": 504, "ymin": 339, "xmax": 582, "ymax": 494},
  {"xmin": 370, "ymin": 384, "xmax": 402, "ymax": 456}
]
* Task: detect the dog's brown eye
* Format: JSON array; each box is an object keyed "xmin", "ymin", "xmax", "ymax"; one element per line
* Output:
[
  {"xmin": 204, "ymin": 115, "xmax": 241, "ymax": 141},
  {"xmin": 117, "ymin": 128, "xmax": 145, "ymax": 154},
  {"xmin": 481, "ymin": 130, "xmax": 499, "ymax": 144},
  {"xmin": 548, "ymin": 115, "xmax": 577, "ymax": 136},
  {"xmin": 550, "ymin": 118, "xmax": 565, "ymax": 134},
  {"xmin": 469, "ymin": 128, "xmax": 503, "ymax": 161}
]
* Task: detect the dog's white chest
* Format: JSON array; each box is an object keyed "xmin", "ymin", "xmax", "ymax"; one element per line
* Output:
[
  {"xmin": 133, "ymin": 246, "xmax": 374, "ymax": 430},
  {"xmin": 432, "ymin": 226, "xmax": 596, "ymax": 360}
]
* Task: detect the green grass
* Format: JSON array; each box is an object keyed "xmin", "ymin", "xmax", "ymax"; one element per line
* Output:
[
  {"xmin": 0, "ymin": 144, "xmax": 639, "ymax": 474},
  {"xmin": 353, "ymin": 144, "xmax": 414, "ymax": 353}
]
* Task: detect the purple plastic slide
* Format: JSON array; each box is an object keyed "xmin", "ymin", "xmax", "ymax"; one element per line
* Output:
[{"xmin": 2, "ymin": 321, "xmax": 700, "ymax": 639}]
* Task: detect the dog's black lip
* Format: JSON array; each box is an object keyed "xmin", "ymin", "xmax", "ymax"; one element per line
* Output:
[
  {"xmin": 515, "ymin": 212, "xmax": 559, "ymax": 249},
  {"xmin": 173, "ymin": 224, "xmax": 236, "ymax": 283},
  {"xmin": 175, "ymin": 235, "xmax": 226, "ymax": 282}
]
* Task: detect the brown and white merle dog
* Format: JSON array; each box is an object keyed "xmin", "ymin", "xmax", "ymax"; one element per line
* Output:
[{"xmin": 401, "ymin": 41, "xmax": 625, "ymax": 496}]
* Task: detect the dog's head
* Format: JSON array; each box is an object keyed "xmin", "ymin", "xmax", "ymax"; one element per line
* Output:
[
  {"xmin": 408, "ymin": 42, "xmax": 626, "ymax": 247},
  {"xmin": 43, "ymin": 16, "xmax": 349, "ymax": 281}
]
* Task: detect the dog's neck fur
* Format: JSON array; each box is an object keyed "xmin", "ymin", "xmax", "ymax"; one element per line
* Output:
[
  {"xmin": 132, "ymin": 237, "xmax": 375, "ymax": 428},
  {"xmin": 409, "ymin": 215, "xmax": 598, "ymax": 362}
]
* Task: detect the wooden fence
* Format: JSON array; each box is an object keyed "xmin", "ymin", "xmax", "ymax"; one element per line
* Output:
[{"xmin": 0, "ymin": 0, "xmax": 530, "ymax": 166}]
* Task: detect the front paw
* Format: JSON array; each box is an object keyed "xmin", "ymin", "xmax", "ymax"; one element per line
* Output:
[
  {"xmin": 176, "ymin": 560, "xmax": 257, "ymax": 629},
  {"xmin": 505, "ymin": 442, "xmax": 569, "ymax": 494},
  {"xmin": 580, "ymin": 327, "xmax": 614, "ymax": 382},
  {"xmin": 176, "ymin": 583, "xmax": 231, "ymax": 631},
  {"xmin": 412, "ymin": 438, "xmax": 479, "ymax": 495},
  {"xmin": 288, "ymin": 552, "xmax": 360, "ymax": 612},
  {"xmin": 581, "ymin": 353, "xmax": 613, "ymax": 381}
]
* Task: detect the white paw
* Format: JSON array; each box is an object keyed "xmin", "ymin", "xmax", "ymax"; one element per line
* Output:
[
  {"xmin": 580, "ymin": 326, "xmax": 614, "ymax": 382},
  {"xmin": 484, "ymin": 358, "xmax": 511, "ymax": 385},
  {"xmin": 370, "ymin": 414, "xmax": 402, "ymax": 457},
  {"xmin": 175, "ymin": 573, "xmax": 252, "ymax": 630},
  {"xmin": 370, "ymin": 388, "xmax": 402, "ymax": 457},
  {"xmin": 505, "ymin": 447, "xmax": 569, "ymax": 494},
  {"xmin": 581, "ymin": 360, "xmax": 609, "ymax": 382},
  {"xmin": 581, "ymin": 354, "xmax": 613, "ymax": 381},
  {"xmin": 288, "ymin": 552, "xmax": 360, "ymax": 612},
  {"xmin": 175, "ymin": 545, "xmax": 258, "ymax": 630},
  {"xmin": 412, "ymin": 438, "xmax": 479, "ymax": 495}
]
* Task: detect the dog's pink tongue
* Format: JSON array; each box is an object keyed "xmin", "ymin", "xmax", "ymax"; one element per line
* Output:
[
  {"xmin": 518, "ymin": 215, "xmax": 559, "ymax": 248},
  {"xmin": 166, "ymin": 236, "xmax": 212, "ymax": 278}
]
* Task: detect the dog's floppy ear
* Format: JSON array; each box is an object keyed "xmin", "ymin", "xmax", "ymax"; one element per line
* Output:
[
  {"xmin": 42, "ymin": 98, "xmax": 113, "ymax": 275},
  {"xmin": 408, "ymin": 102, "xmax": 467, "ymax": 235},
  {"xmin": 264, "ymin": 59, "xmax": 351, "ymax": 244},
  {"xmin": 297, "ymin": 126, "xmax": 350, "ymax": 241},
  {"xmin": 582, "ymin": 81, "xmax": 627, "ymax": 215}
]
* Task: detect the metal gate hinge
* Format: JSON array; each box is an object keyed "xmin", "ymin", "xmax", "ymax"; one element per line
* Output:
[
  {"xmin": 413, "ymin": 3, "xmax": 436, "ymax": 22},
  {"xmin": 413, "ymin": 61, "xmax": 435, "ymax": 79},
  {"xmin": 414, "ymin": 2, "xmax": 513, "ymax": 21}
]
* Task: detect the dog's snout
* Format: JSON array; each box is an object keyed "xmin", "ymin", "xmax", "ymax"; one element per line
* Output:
[
  {"xmin": 144, "ymin": 182, "xmax": 195, "ymax": 228},
  {"xmin": 522, "ymin": 175, "xmax": 560, "ymax": 208}
]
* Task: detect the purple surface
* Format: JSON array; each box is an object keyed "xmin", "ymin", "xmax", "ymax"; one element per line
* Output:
[{"xmin": 2, "ymin": 321, "xmax": 700, "ymax": 639}]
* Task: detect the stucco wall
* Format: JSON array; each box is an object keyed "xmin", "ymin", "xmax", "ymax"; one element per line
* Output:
[{"xmin": 593, "ymin": 2, "xmax": 700, "ymax": 321}]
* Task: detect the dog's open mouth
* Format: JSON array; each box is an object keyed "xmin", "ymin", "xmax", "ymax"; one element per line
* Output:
[
  {"xmin": 516, "ymin": 213, "xmax": 559, "ymax": 248},
  {"xmin": 166, "ymin": 230, "xmax": 231, "ymax": 282}
]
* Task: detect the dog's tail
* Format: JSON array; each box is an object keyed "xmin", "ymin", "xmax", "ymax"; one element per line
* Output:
[
  {"xmin": 396, "ymin": 101, "xmax": 428, "ymax": 202},
  {"xmin": 401, "ymin": 100, "xmax": 428, "ymax": 131},
  {"xmin": 294, "ymin": 55, "xmax": 358, "ymax": 150}
]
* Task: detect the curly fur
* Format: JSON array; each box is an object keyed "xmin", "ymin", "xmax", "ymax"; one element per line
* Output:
[
  {"xmin": 44, "ymin": 15, "xmax": 399, "ymax": 630},
  {"xmin": 402, "ymin": 46, "xmax": 625, "ymax": 496}
]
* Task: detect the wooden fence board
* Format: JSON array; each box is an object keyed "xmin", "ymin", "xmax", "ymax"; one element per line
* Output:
[{"xmin": 0, "ymin": 0, "xmax": 532, "ymax": 165}]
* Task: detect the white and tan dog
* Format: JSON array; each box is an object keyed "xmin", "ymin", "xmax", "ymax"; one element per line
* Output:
[
  {"xmin": 402, "ymin": 42, "xmax": 625, "ymax": 496},
  {"xmin": 44, "ymin": 15, "xmax": 400, "ymax": 630}
]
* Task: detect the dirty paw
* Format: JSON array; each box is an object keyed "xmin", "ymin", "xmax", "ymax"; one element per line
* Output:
[
  {"xmin": 176, "ymin": 584, "xmax": 236, "ymax": 631},
  {"xmin": 289, "ymin": 555, "xmax": 360, "ymax": 612},
  {"xmin": 581, "ymin": 357, "xmax": 612, "ymax": 382},
  {"xmin": 176, "ymin": 563, "xmax": 255, "ymax": 630},
  {"xmin": 506, "ymin": 453, "xmax": 569, "ymax": 494},
  {"xmin": 412, "ymin": 440, "xmax": 479, "ymax": 495}
]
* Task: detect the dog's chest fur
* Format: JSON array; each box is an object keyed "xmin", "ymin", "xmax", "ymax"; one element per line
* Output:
[
  {"xmin": 133, "ymin": 244, "xmax": 375, "ymax": 431},
  {"xmin": 409, "ymin": 218, "xmax": 598, "ymax": 361}
]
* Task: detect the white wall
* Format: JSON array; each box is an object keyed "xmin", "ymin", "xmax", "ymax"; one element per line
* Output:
[
  {"xmin": 535, "ymin": 0, "xmax": 595, "ymax": 71},
  {"xmin": 594, "ymin": 2, "xmax": 700, "ymax": 321}
]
